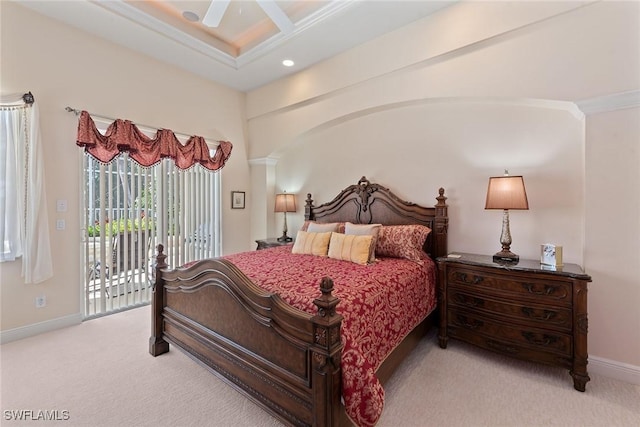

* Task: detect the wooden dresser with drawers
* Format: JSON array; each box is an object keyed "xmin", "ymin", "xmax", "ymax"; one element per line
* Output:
[{"xmin": 437, "ymin": 253, "xmax": 592, "ymax": 391}]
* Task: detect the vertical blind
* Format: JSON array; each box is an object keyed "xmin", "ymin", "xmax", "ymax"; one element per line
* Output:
[{"xmin": 82, "ymin": 153, "xmax": 221, "ymax": 318}]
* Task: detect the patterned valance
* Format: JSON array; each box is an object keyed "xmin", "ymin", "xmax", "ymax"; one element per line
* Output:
[{"xmin": 76, "ymin": 110, "xmax": 232, "ymax": 171}]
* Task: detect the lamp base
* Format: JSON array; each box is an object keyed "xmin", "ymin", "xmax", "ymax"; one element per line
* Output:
[
  {"xmin": 277, "ymin": 235, "xmax": 292, "ymax": 242},
  {"xmin": 493, "ymin": 250, "xmax": 519, "ymax": 264}
]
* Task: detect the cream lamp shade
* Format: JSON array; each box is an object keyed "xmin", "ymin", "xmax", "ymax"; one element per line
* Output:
[
  {"xmin": 274, "ymin": 193, "xmax": 297, "ymax": 213},
  {"xmin": 275, "ymin": 193, "xmax": 296, "ymax": 242},
  {"xmin": 485, "ymin": 176, "xmax": 529, "ymax": 210}
]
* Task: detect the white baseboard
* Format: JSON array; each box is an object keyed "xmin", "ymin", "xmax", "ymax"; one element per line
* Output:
[
  {"xmin": 589, "ymin": 355, "xmax": 640, "ymax": 385},
  {"xmin": 0, "ymin": 313, "xmax": 82, "ymax": 344}
]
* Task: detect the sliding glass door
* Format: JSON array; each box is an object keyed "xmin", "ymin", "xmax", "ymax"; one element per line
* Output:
[{"xmin": 81, "ymin": 153, "xmax": 220, "ymax": 318}]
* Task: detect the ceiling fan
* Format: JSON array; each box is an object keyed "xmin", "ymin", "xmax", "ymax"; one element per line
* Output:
[{"xmin": 202, "ymin": 0, "xmax": 295, "ymax": 33}]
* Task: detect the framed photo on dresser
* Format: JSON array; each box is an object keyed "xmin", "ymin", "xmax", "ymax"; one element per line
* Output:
[{"xmin": 541, "ymin": 243, "xmax": 563, "ymax": 267}]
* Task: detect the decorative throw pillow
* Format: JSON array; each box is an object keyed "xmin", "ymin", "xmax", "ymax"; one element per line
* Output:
[
  {"xmin": 328, "ymin": 232, "xmax": 374, "ymax": 265},
  {"xmin": 375, "ymin": 224, "xmax": 432, "ymax": 263},
  {"xmin": 344, "ymin": 222, "xmax": 382, "ymax": 263},
  {"xmin": 291, "ymin": 231, "xmax": 332, "ymax": 256}
]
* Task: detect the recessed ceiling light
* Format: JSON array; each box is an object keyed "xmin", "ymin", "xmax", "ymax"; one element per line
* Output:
[
  {"xmin": 183, "ymin": 11, "xmax": 200, "ymax": 22},
  {"xmin": 282, "ymin": 59, "xmax": 295, "ymax": 67}
]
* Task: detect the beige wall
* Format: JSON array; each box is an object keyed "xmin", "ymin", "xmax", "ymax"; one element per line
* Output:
[
  {"xmin": 2, "ymin": 0, "xmax": 639, "ymax": 374},
  {"xmin": 246, "ymin": 0, "xmax": 640, "ymax": 369},
  {"xmin": 0, "ymin": 2, "xmax": 251, "ymax": 333},
  {"xmin": 585, "ymin": 107, "xmax": 640, "ymax": 365},
  {"xmin": 275, "ymin": 101, "xmax": 586, "ymax": 264}
]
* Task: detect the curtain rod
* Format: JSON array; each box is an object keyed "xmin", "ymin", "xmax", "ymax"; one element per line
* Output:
[{"xmin": 64, "ymin": 106, "xmax": 220, "ymax": 144}]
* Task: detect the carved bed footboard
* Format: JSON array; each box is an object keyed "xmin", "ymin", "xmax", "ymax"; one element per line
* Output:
[{"xmin": 150, "ymin": 245, "xmax": 344, "ymax": 427}]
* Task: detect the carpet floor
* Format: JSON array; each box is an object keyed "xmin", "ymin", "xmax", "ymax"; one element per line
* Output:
[{"xmin": 2, "ymin": 305, "xmax": 639, "ymax": 426}]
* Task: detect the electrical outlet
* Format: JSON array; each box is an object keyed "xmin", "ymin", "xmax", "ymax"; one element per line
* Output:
[
  {"xmin": 56, "ymin": 199, "xmax": 68, "ymax": 212},
  {"xmin": 35, "ymin": 295, "xmax": 46, "ymax": 308}
]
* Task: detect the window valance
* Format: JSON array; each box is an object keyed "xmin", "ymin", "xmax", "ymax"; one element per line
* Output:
[{"xmin": 76, "ymin": 110, "xmax": 232, "ymax": 171}]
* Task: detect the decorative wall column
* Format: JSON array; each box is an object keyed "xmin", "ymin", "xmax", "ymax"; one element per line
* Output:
[{"xmin": 249, "ymin": 157, "xmax": 278, "ymax": 243}]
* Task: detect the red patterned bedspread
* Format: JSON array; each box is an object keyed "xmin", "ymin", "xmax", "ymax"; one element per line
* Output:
[{"xmin": 224, "ymin": 245, "xmax": 437, "ymax": 427}]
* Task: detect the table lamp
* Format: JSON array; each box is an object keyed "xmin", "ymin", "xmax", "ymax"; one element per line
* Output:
[
  {"xmin": 485, "ymin": 171, "xmax": 529, "ymax": 263},
  {"xmin": 275, "ymin": 193, "xmax": 297, "ymax": 242}
]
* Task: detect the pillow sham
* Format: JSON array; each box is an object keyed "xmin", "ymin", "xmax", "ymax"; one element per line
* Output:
[
  {"xmin": 307, "ymin": 222, "xmax": 340, "ymax": 233},
  {"xmin": 291, "ymin": 231, "xmax": 332, "ymax": 256},
  {"xmin": 327, "ymin": 232, "xmax": 374, "ymax": 265},
  {"xmin": 375, "ymin": 224, "xmax": 432, "ymax": 263},
  {"xmin": 301, "ymin": 221, "xmax": 345, "ymax": 233},
  {"xmin": 344, "ymin": 222, "xmax": 381, "ymax": 263}
]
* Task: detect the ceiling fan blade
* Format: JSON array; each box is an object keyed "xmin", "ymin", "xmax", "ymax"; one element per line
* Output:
[
  {"xmin": 202, "ymin": 0, "xmax": 231, "ymax": 28},
  {"xmin": 257, "ymin": 0, "xmax": 295, "ymax": 34}
]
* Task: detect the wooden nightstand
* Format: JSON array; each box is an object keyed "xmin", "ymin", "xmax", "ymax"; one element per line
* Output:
[
  {"xmin": 255, "ymin": 238, "xmax": 293, "ymax": 250},
  {"xmin": 437, "ymin": 253, "xmax": 592, "ymax": 391}
]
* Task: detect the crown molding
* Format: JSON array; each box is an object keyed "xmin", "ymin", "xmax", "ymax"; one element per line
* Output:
[
  {"xmin": 235, "ymin": 0, "xmax": 355, "ymax": 67},
  {"xmin": 96, "ymin": 0, "xmax": 355, "ymax": 70},
  {"xmin": 96, "ymin": 0, "xmax": 238, "ymax": 67},
  {"xmin": 576, "ymin": 90, "xmax": 640, "ymax": 115}
]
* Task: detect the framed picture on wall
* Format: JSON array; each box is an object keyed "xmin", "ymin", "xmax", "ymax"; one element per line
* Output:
[
  {"xmin": 540, "ymin": 243, "xmax": 563, "ymax": 267},
  {"xmin": 231, "ymin": 191, "xmax": 245, "ymax": 209}
]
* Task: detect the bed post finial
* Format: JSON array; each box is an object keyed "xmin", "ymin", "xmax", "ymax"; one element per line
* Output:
[
  {"xmin": 305, "ymin": 193, "xmax": 314, "ymax": 221},
  {"xmin": 434, "ymin": 188, "xmax": 448, "ymax": 258},
  {"xmin": 155, "ymin": 243, "xmax": 167, "ymax": 270},
  {"xmin": 314, "ymin": 277, "xmax": 340, "ymax": 318}
]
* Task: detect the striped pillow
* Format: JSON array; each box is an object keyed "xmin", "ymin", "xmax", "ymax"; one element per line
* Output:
[
  {"xmin": 327, "ymin": 232, "xmax": 374, "ymax": 265},
  {"xmin": 344, "ymin": 222, "xmax": 381, "ymax": 263},
  {"xmin": 291, "ymin": 231, "xmax": 332, "ymax": 256}
]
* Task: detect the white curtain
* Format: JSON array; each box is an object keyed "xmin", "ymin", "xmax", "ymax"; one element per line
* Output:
[{"xmin": 0, "ymin": 94, "xmax": 53, "ymax": 283}]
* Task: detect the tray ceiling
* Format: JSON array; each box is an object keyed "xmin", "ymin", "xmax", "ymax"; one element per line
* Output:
[{"xmin": 16, "ymin": 0, "xmax": 456, "ymax": 91}]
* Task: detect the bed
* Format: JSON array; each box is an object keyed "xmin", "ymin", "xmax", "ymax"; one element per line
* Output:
[{"xmin": 149, "ymin": 176, "xmax": 448, "ymax": 427}]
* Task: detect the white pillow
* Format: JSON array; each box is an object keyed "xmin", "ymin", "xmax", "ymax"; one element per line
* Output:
[{"xmin": 307, "ymin": 222, "xmax": 340, "ymax": 233}]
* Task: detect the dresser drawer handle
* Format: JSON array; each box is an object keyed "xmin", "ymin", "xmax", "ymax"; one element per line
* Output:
[
  {"xmin": 486, "ymin": 340, "xmax": 519, "ymax": 354},
  {"xmin": 522, "ymin": 332, "xmax": 559, "ymax": 347},
  {"xmin": 522, "ymin": 283, "xmax": 568, "ymax": 299},
  {"xmin": 454, "ymin": 272, "xmax": 484, "ymax": 285},
  {"xmin": 522, "ymin": 307, "xmax": 557, "ymax": 321},
  {"xmin": 454, "ymin": 315, "xmax": 483, "ymax": 330},
  {"xmin": 453, "ymin": 293, "xmax": 484, "ymax": 308}
]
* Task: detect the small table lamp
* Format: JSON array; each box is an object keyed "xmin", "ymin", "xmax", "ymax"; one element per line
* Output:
[
  {"xmin": 485, "ymin": 171, "xmax": 529, "ymax": 263},
  {"xmin": 275, "ymin": 193, "xmax": 297, "ymax": 242}
]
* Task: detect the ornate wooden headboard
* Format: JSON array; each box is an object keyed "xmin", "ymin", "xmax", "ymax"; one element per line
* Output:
[{"xmin": 304, "ymin": 176, "xmax": 448, "ymax": 259}]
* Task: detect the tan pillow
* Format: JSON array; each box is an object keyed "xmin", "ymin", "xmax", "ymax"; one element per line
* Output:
[
  {"xmin": 327, "ymin": 232, "xmax": 374, "ymax": 265},
  {"xmin": 291, "ymin": 231, "xmax": 332, "ymax": 256},
  {"xmin": 344, "ymin": 222, "xmax": 382, "ymax": 263}
]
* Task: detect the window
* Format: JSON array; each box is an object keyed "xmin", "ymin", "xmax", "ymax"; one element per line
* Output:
[
  {"xmin": 75, "ymin": 111, "xmax": 229, "ymax": 318},
  {"xmin": 82, "ymin": 147, "xmax": 221, "ymax": 318},
  {"xmin": 0, "ymin": 93, "xmax": 52, "ymax": 283}
]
